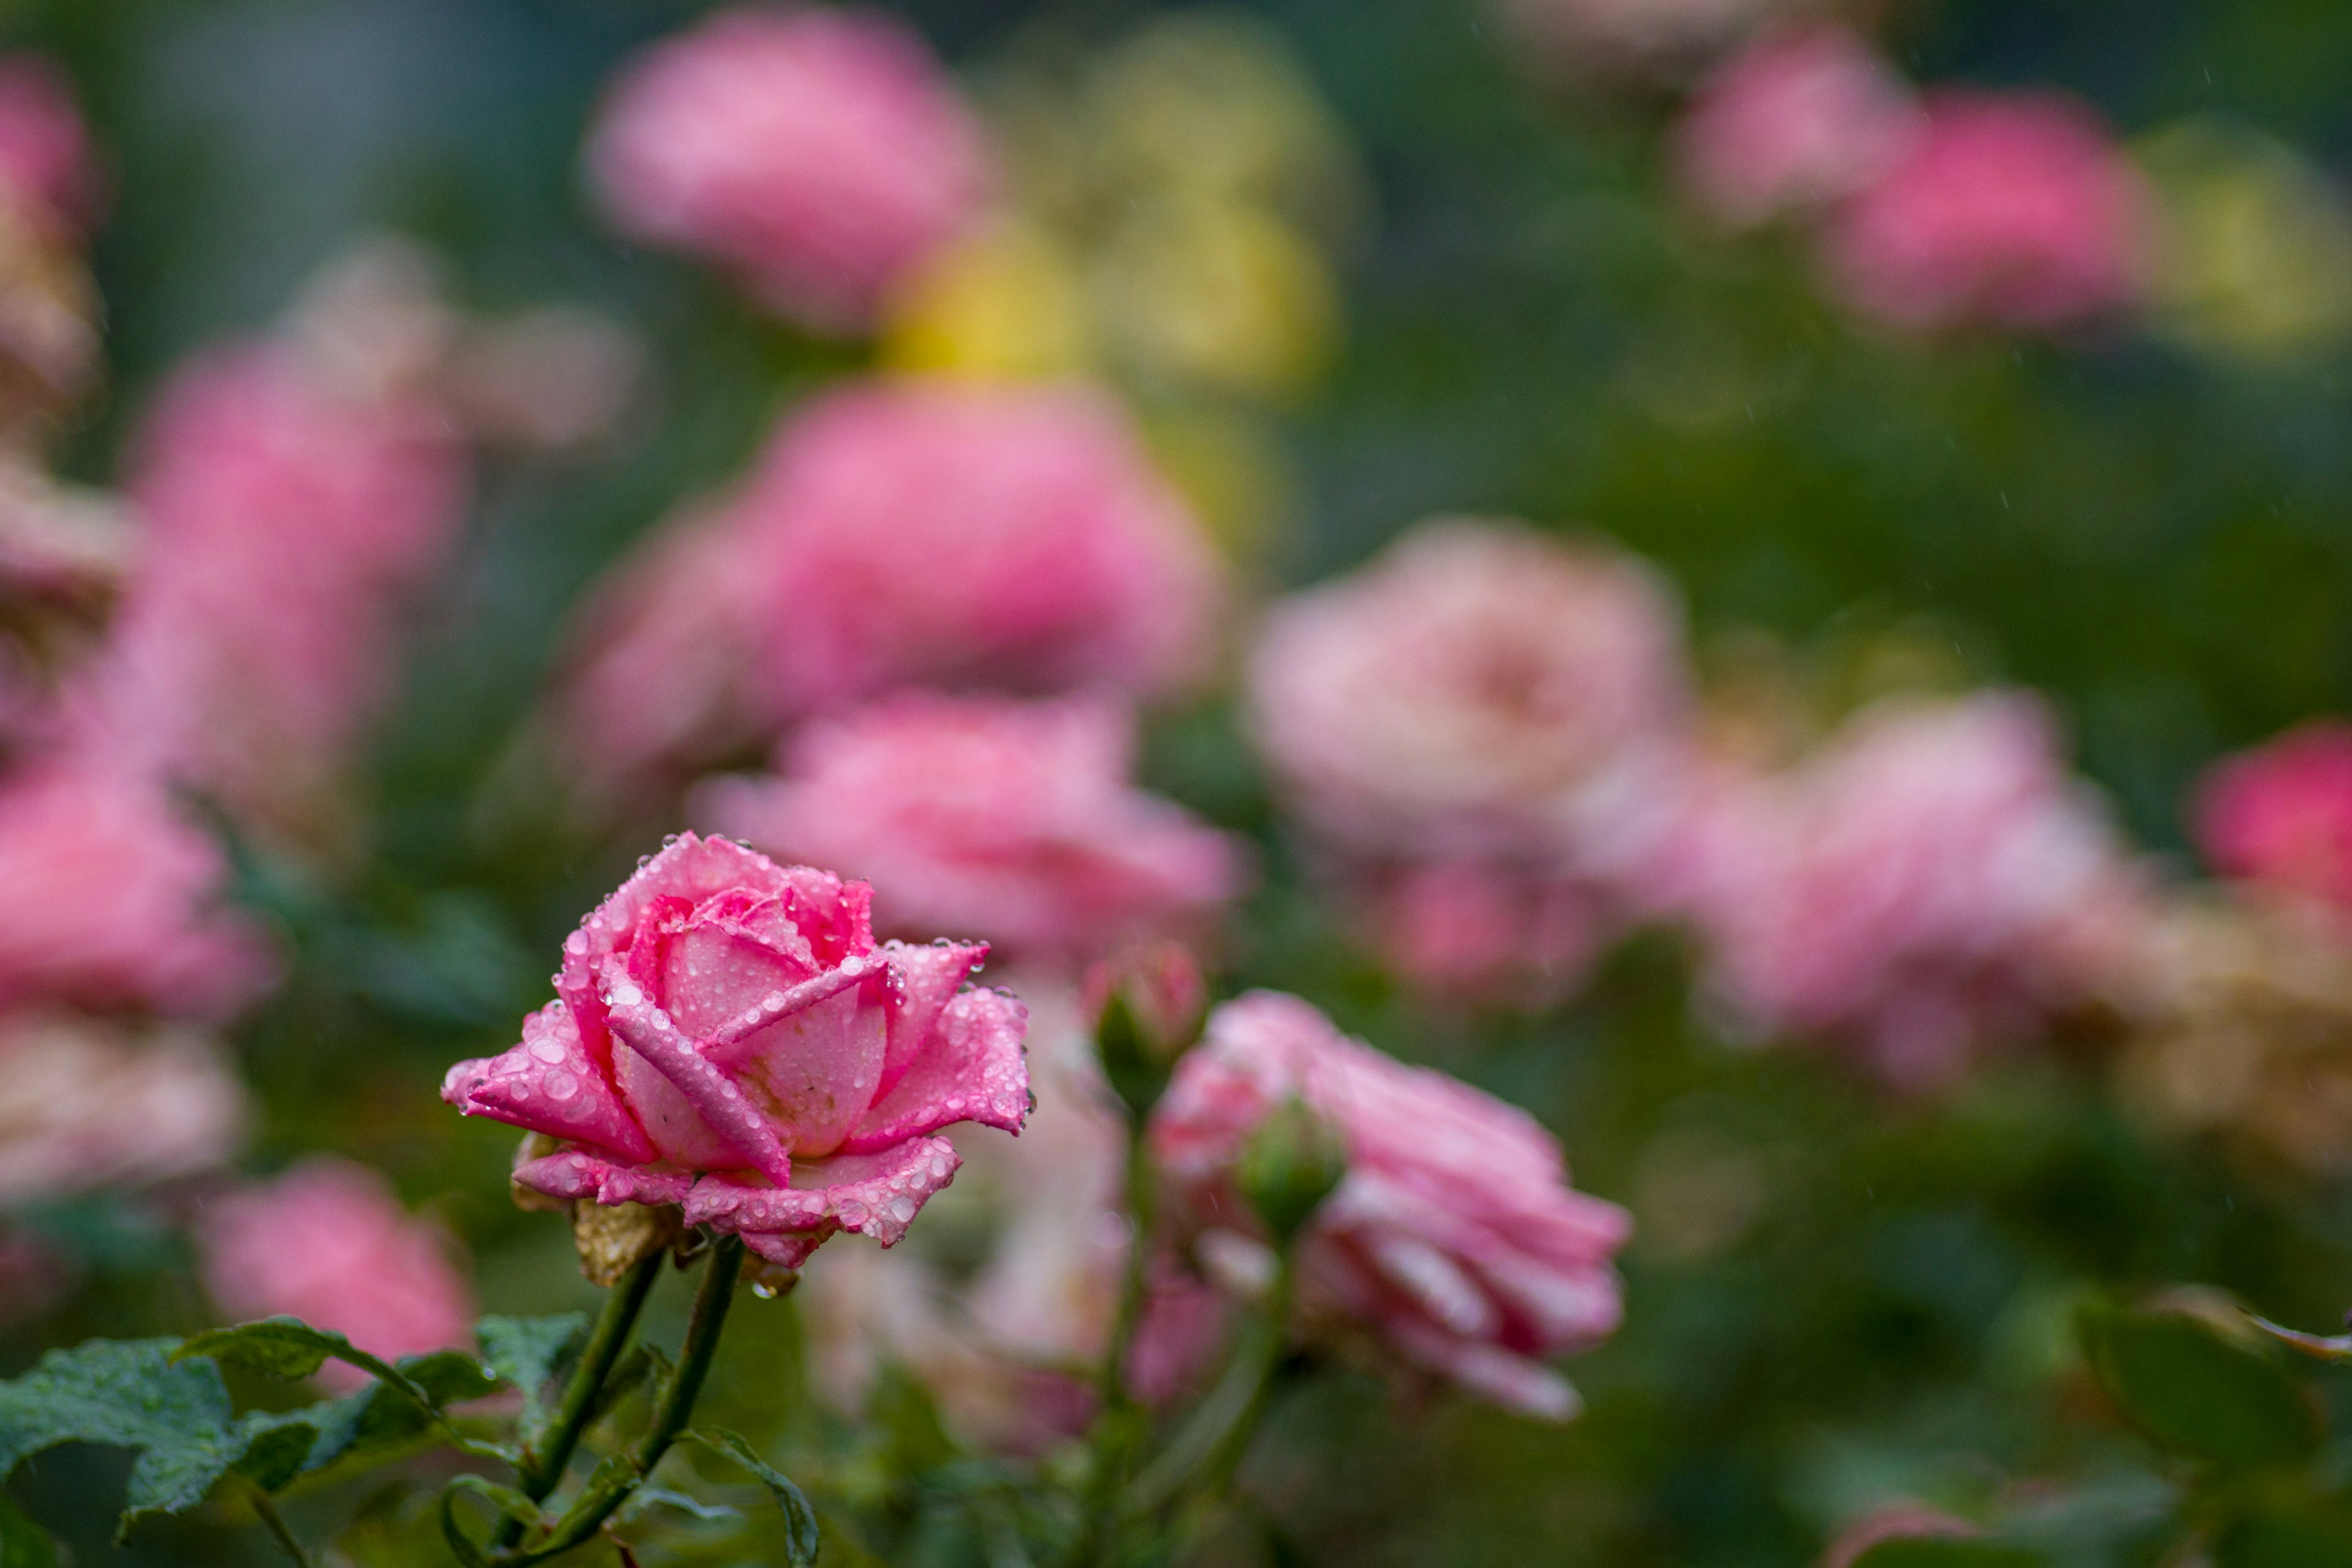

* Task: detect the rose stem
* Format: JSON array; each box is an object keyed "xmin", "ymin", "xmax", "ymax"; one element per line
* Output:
[
  {"xmin": 1072, "ymin": 1129, "xmax": 1158, "ymax": 1567},
  {"xmin": 246, "ymin": 1481, "xmax": 312, "ymax": 1567},
  {"xmin": 511, "ymin": 1235, "xmax": 746, "ymax": 1561},
  {"xmin": 494, "ymin": 1246, "xmax": 665, "ymax": 1548},
  {"xmin": 1123, "ymin": 1248, "xmax": 1294, "ymax": 1523}
]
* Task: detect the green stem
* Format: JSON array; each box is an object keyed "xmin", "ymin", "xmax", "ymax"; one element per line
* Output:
[
  {"xmin": 246, "ymin": 1482, "xmax": 312, "ymax": 1567},
  {"xmin": 494, "ymin": 1248, "xmax": 663, "ymax": 1549},
  {"xmin": 1071, "ymin": 1128, "xmax": 1157, "ymax": 1568},
  {"xmin": 506, "ymin": 1236, "xmax": 746, "ymax": 1563},
  {"xmin": 1126, "ymin": 1251, "xmax": 1292, "ymax": 1520}
]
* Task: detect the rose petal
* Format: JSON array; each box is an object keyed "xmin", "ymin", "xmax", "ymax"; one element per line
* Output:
[
  {"xmin": 685, "ymin": 1135, "xmax": 962, "ymax": 1250},
  {"xmin": 513, "ymin": 1147, "xmax": 694, "ymax": 1208},
  {"xmin": 727, "ymin": 982, "xmax": 886, "ymax": 1158},
  {"xmin": 877, "ymin": 939, "xmax": 986, "ymax": 1095},
  {"xmin": 842, "ymin": 987, "xmax": 1028, "ymax": 1153},
  {"xmin": 601, "ymin": 970, "xmax": 795, "ymax": 1188},
  {"xmin": 440, "ymin": 1001, "xmax": 656, "ymax": 1163}
]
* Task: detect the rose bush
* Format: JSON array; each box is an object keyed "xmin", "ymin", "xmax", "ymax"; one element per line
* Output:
[{"xmin": 443, "ymin": 833, "xmax": 1030, "ymax": 1269}]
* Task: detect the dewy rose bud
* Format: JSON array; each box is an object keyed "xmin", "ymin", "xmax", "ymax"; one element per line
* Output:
[
  {"xmin": 586, "ymin": 6, "xmax": 991, "ymax": 333},
  {"xmin": 694, "ymin": 694, "xmax": 1245, "ymax": 967},
  {"xmin": 2194, "ymin": 720, "xmax": 2352, "ymax": 917},
  {"xmin": 442, "ymin": 834, "xmax": 1029, "ymax": 1271},
  {"xmin": 197, "ymin": 1158, "xmax": 476, "ymax": 1394},
  {"xmin": 1151, "ymin": 992, "xmax": 1630, "ymax": 1419}
]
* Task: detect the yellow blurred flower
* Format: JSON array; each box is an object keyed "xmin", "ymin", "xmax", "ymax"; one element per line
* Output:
[
  {"xmin": 881, "ymin": 220, "xmax": 1094, "ymax": 381},
  {"xmin": 1138, "ymin": 404, "xmax": 1300, "ymax": 567},
  {"xmin": 1094, "ymin": 195, "xmax": 1339, "ymax": 401}
]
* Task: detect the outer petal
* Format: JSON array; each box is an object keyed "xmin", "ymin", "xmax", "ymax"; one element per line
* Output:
[
  {"xmin": 1381, "ymin": 1322, "xmax": 1581, "ymax": 1422},
  {"xmin": 841, "ymin": 987, "xmax": 1028, "ymax": 1153},
  {"xmin": 685, "ymin": 1135, "xmax": 962, "ymax": 1251},
  {"xmin": 876, "ymin": 939, "xmax": 986, "ymax": 1095},
  {"xmin": 513, "ymin": 1147, "xmax": 695, "ymax": 1208},
  {"xmin": 440, "ymin": 1001, "xmax": 655, "ymax": 1163}
]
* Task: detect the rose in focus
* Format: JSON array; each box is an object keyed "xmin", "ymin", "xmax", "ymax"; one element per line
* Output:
[
  {"xmin": 1152, "ymin": 991, "xmax": 1631, "ymax": 1419},
  {"xmin": 443, "ymin": 834, "xmax": 1029, "ymax": 1270}
]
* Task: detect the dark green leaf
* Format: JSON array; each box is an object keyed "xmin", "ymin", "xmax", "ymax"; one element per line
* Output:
[
  {"xmin": 175, "ymin": 1318, "xmax": 410, "ymax": 1389},
  {"xmin": 477, "ymin": 1313, "xmax": 589, "ymax": 1432},
  {"xmin": 2215, "ymin": 1500, "xmax": 2352, "ymax": 1567},
  {"xmin": 682, "ymin": 1427, "xmax": 820, "ymax": 1568},
  {"xmin": 1849, "ymin": 1542, "xmax": 2045, "ymax": 1567},
  {"xmin": 176, "ymin": 1321, "xmax": 509, "ymax": 1467},
  {"xmin": 2078, "ymin": 1305, "xmax": 2321, "ymax": 1467},
  {"xmin": 0, "ymin": 1492, "xmax": 61, "ymax": 1568},
  {"xmin": 445, "ymin": 1473, "xmax": 545, "ymax": 1528}
]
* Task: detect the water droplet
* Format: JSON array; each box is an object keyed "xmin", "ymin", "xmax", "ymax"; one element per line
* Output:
[
  {"xmin": 751, "ymin": 1281, "xmax": 778, "ymax": 1300},
  {"xmin": 545, "ymin": 1070, "xmax": 580, "ymax": 1102},
  {"xmin": 529, "ymin": 1036, "xmax": 567, "ymax": 1065}
]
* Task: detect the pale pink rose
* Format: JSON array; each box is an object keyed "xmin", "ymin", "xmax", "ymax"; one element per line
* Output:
[
  {"xmin": 197, "ymin": 1158, "xmax": 475, "ymax": 1393},
  {"xmin": 1689, "ymin": 692, "xmax": 2142, "ymax": 1090},
  {"xmin": 0, "ymin": 56, "xmax": 98, "ymax": 236},
  {"xmin": 1675, "ymin": 28, "xmax": 1921, "ymax": 230},
  {"xmin": 560, "ymin": 379, "xmax": 1221, "ymax": 794},
  {"xmin": 695, "ymin": 694, "xmax": 1245, "ymax": 965},
  {"xmin": 0, "ymin": 1010, "xmax": 246, "ymax": 1206},
  {"xmin": 587, "ymin": 6, "xmax": 991, "ymax": 333},
  {"xmin": 2195, "ymin": 720, "xmax": 2352, "ymax": 917},
  {"xmin": 1361, "ymin": 859, "xmax": 1605, "ymax": 1006},
  {"xmin": 0, "ymin": 754, "xmax": 273, "ymax": 1020},
  {"xmin": 442, "ymin": 834, "xmax": 1029, "ymax": 1270},
  {"xmin": 88, "ymin": 344, "xmax": 467, "ymax": 845},
  {"xmin": 1152, "ymin": 991, "xmax": 1632, "ymax": 1419},
  {"xmin": 1821, "ymin": 91, "xmax": 2152, "ymax": 334}
]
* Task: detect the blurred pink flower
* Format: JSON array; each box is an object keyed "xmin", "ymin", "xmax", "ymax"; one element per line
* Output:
[
  {"xmin": 1152, "ymin": 990, "xmax": 1631, "ymax": 1419},
  {"xmin": 0, "ymin": 754, "xmax": 273, "ymax": 1020},
  {"xmin": 88, "ymin": 344, "xmax": 467, "ymax": 845},
  {"xmin": 197, "ymin": 1158, "xmax": 475, "ymax": 1393},
  {"xmin": 442, "ymin": 834, "xmax": 1029, "ymax": 1271},
  {"xmin": 2195, "ymin": 720, "xmax": 2352, "ymax": 916},
  {"xmin": 1820, "ymin": 91, "xmax": 2152, "ymax": 334},
  {"xmin": 587, "ymin": 6, "xmax": 991, "ymax": 333},
  {"xmin": 561, "ymin": 379, "xmax": 1221, "ymax": 795},
  {"xmin": 0, "ymin": 55, "xmax": 98, "ymax": 236},
  {"xmin": 1360, "ymin": 859, "xmax": 1605, "ymax": 1006},
  {"xmin": 1689, "ymin": 692, "xmax": 2143, "ymax": 1089},
  {"xmin": 1675, "ymin": 27, "xmax": 1920, "ymax": 230},
  {"xmin": 695, "ymin": 693, "xmax": 1245, "ymax": 966},
  {"xmin": 0, "ymin": 1010, "xmax": 246, "ymax": 1207},
  {"xmin": 1492, "ymin": 0, "xmax": 1792, "ymax": 81}
]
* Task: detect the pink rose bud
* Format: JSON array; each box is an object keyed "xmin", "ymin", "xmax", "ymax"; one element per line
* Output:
[
  {"xmin": 694, "ymin": 694, "xmax": 1245, "ymax": 967},
  {"xmin": 1082, "ymin": 942, "xmax": 1214, "ymax": 1122},
  {"xmin": 586, "ymin": 6, "xmax": 992, "ymax": 333},
  {"xmin": 0, "ymin": 1010, "xmax": 247, "ymax": 1207},
  {"xmin": 0, "ymin": 55, "xmax": 100, "ymax": 238},
  {"xmin": 1675, "ymin": 27, "xmax": 1921, "ymax": 230},
  {"xmin": 2195, "ymin": 720, "xmax": 2352, "ymax": 917},
  {"xmin": 197, "ymin": 1157, "xmax": 477, "ymax": 1393},
  {"xmin": 1689, "ymin": 692, "xmax": 2144, "ymax": 1090},
  {"xmin": 560, "ymin": 380, "xmax": 1223, "ymax": 796},
  {"xmin": 1151, "ymin": 992, "xmax": 1631, "ymax": 1419},
  {"xmin": 442, "ymin": 834, "xmax": 1030, "ymax": 1272},
  {"xmin": 1820, "ymin": 90, "xmax": 2153, "ymax": 334}
]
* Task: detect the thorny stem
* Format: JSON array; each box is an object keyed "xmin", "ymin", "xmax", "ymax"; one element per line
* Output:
[
  {"xmin": 246, "ymin": 1481, "xmax": 313, "ymax": 1568},
  {"xmin": 493, "ymin": 1247, "xmax": 664, "ymax": 1549},
  {"xmin": 1072, "ymin": 1129, "xmax": 1158, "ymax": 1568}
]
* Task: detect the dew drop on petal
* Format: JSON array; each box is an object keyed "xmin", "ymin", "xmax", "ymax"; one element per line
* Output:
[{"xmin": 545, "ymin": 1070, "xmax": 580, "ymax": 1102}]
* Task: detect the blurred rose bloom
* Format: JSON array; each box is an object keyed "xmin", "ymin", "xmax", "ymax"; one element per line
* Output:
[
  {"xmin": 1675, "ymin": 27, "xmax": 1921, "ymax": 230},
  {"xmin": 1492, "ymin": 0, "xmax": 1792, "ymax": 81},
  {"xmin": 1822, "ymin": 91, "xmax": 2152, "ymax": 334},
  {"xmin": 80, "ymin": 344, "xmax": 466, "ymax": 849},
  {"xmin": 562, "ymin": 379, "xmax": 1221, "ymax": 795},
  {"xmin": 1248, "ymin": 517, "xmax": 1693, "ymax": 999},
  {"xmin": 1153, "ymin": 991, "xmax": 1631, "ymax": 1419},
  {"xmin": 0, "ymin": 1010, "xmax": 245, "ymax": 1207},
  {"xmin": 696, "ymin": 693, "xmax": 1245, "ymax": 967},
  {"xmin": 0, "ymin": 55, "xmax": 99, "ymax": 428},
  {"xmin": 0, "ymin": 753, "xmax": 273, "ymax": 1020},
  {"xmin": 443, "ymin": 834, "xmax": 1028, "ymax": 1271},
  {"xmin": 588, "ymin": 6, "xmax": 991, "ymax": 333},
  {"xmin": 1689, "ymin": 692, "xmax": 2143, "ymax": 1090},
  {"xmin": 2194, "ymin": 720, "xmax": 2352, "ymax": 916},
  {"xmin": 0, "ymin": 56, "xmax": 97, "ymax": 236},
  {"xmin": 198, "ymin": 1158, "xmax": 475, "ymax": 1393}
]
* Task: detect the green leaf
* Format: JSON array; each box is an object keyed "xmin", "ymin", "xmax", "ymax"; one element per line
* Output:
[
  {"xmin": 1849, "ymin": 1543, "xmax": 2044, "ymax": 1567},
  {"xmin": 682, "ymin": 1427, "xmax": 820, "ymax": 1568},
  {"xmin": 175, "ymin": 1318, "xmax": 412, "ymax": 1389},
  {"xmin": 617, "ymin": 1485, "xmax": 741, "ymax": 1525},
  {"xmin": 477, "ymin": 1313, "xmax": 589, "ymax": 1432},
  {"xmin": 0, "ymin": 1492, "xmax": 61, "ymax": 1568},
  {"xmin": 176, "ymin": 1321, "xmax": 509, "ymax": 1466},
  {"xmin": 2214, "ymin": 1501, "xmax": 2352, "ymax": 1567},
  {"xmin": 2078, "ymin": 1305, "xmax": 2321, "ymax": 1467}
]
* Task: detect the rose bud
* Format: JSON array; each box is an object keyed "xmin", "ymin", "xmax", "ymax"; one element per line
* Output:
[
  {"xmin": 1233, "ymin": 1095, "xmax": 1346, "ymax": 1246},
  {"xmin": 1085, "ymin": 941, "xmax": 1211, "ymax": 1121},
  {"xmin": 442, "ymin": 834, "xmax": 1030, "ymax": 1273}
]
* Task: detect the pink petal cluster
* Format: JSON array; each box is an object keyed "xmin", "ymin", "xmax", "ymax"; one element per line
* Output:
[
  {"xmin": 561, "ymin": 379, "xmax": 1220, "ymax": 794},
  {"xmin": 1687, "ymin": 692, "xmax": 2142, "ymax": 1090},
  {"xmin": 197, "ymin": 1158, "xmax": 475, "ymax": 1393},
  {"xmin": 1675, "ymin": 27, "xmax": 1921, "ymax": 230},
  {"xmin": 1151, "ymin": 991, "xmax": 1631, "ymax": 1419},
  {"xmin": 695, "ymin": 694, "xmax": 1245, "ymax": 966},
  {"xmin": 0, "ymin": 753, "xmax": 273, "ymax": 1020},
  {"xmin": 1820, "ymin": 91, "xmax": 2152, "ymax": 334},
  {"xmin": 1248, "ymin": 518, "xmax": 1693, "ymax": 999},
  {"xmin": 442, "ymin": 834, "xmax": 1029, "ymax": 1270},
  {"xmin": 0, "ymin": 55, "xmax": 97, "ymax": 236},
  {"xmin": 2194, "ymin": 720, "xmax": 2352, "ymax": 917},
  {"xmin": 0, "ymin": 1011, "xmax": 246, "ymax": 1207},
  {"xmin": 587, "ymin": 6, "xmax": 991, "ymax": 333},
  {"xmin": 88, "ymin": 344, "xmax": 467, "ymax": 843}
]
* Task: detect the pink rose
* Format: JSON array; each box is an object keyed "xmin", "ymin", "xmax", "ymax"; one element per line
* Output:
[
  {"xmin": 560, "ymin": 379, "xmax": 1221, "ymax": 795},
  {"xmin": 1151, "ymin": 991, "xmax": 1631, "ymax": 1419},
  {"xmin": 197, "ymin": 1158, "xmax": 475, "ymax": 1393},
  {"xmin": 0, "ymin": 1010, "xmax": 246, "ymax": 1207},
  {"xmin": 1821, "ymin": 90, "xmax": 2152, "ymax": 334},
  {"xmin": 694, "ymin": 694, "xmax": 1245, "ymax": 966},
  {"xmin": 1360, "ymin": 860, "xmax": 1605, "ymax": 1005},
  {"xmin": 87, "ymin": 344, "xmax": 468, "ymax": 845},
  {"xmin": 442, "ymin": 833, "xmax": 1029, "ymax": 1270},
  {"xmin": 2195, "ymin": 720, "xmax": 2352, "ymax": 916},
  {"xmin": 587, "ymin": 6, "xmax": 991, "ymax": 333},
  {"xmin": 0, "ymin": 56, "xmax": 98, "ymax": 237},
  {"xmin": 0, "ymin": 753, "xmax": 273, "ymax": 1020},
  {"xmin": 1675, "ymin": 27, "xmax": 1921, "ymax": 230},
  {"xmin": 1689, "ymin": 692, "xmax": 2143, "ymax": 1089}
]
